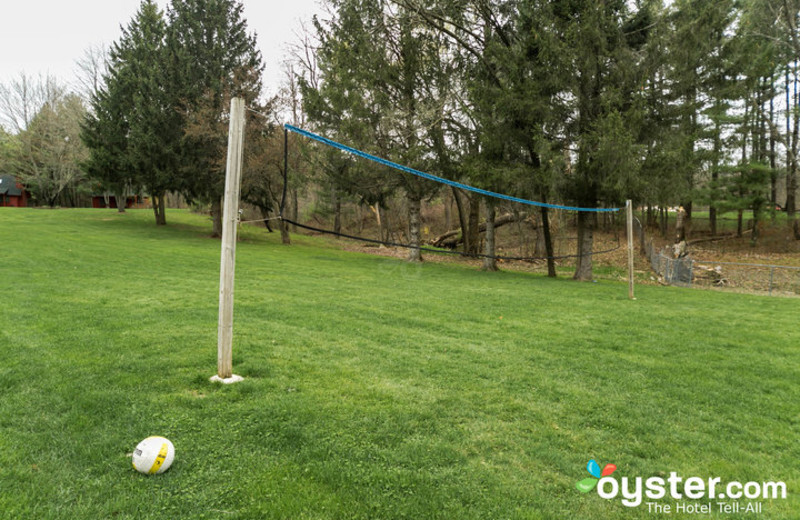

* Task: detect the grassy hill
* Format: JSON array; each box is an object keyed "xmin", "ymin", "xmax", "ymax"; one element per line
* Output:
[{"xmin": 0, "ymin": 208, "xmax": 797, "ymax": 519}]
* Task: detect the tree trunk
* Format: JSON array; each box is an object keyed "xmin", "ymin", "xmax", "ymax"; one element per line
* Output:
[
  {"xmin": 751, "ymin": 205, "xmax": 761, "ymax": 246},
  {"xmin": 431, "ymin": 213, "xmax": 522, "ymax": 248},
  {"xmin": 407, "ymin": 193, "xmax": 422, "ymax": 262},
  {"xmin": 452, "ymin": 187, "xmax": 469, "ymax": 255},
  {"xmin": 372, "ymin": 204, "xmax": 387, "ymax": 243},
  {"xmin": 291, "ymin": 188, "xmax": 299, "ymax": 232},
  {"xmin": 710, "ymin": 111, "xmax": 721, "ymax": 234},
  {"xmin": 158, "ymin": 192, "xmax": 167, "ymax": 226},
  {"xmin": 682, "ymin": 202, "xmax": 692, "ymax": 240},
  {"xmin": 482, "ymin": 198, "xmax": 498, "ymax": 271},
  {"xmin": 739, "ymin": 101, "xmax": 749, "ymax": 240},
  {"xmin": 444, "ymin": 189, "xmax": 452, "ymax": 231},
  {"xmin": 709, "ymin": 206, "xmax": 717, "ymax": 237},
  {"xmin": 573, "ymin": 211, "xmax": 593, "ymax": 281},
  {"xmin": 159, "ymin": 194, "xmax": 167, "ymax": 225},
  {"xmin": 788, "ymin": 157, "xmax": 798, "ymax": 238},
  {"xmin": 676, "ymin": 207, "xmax": 687, "ymax": 243},
  {"xmin": 467, "ymin": 193, "xmax": 480, "ymax": 256},
  {"xmin": 211, "ymin": 197, "xmax": 223, "ymax": 238},
  {"xmin": 152, "ymin": 191, "xmax": 167, "ymax": 226},
  {"xmin": 279, "ymin": 219, "xmax": 291, "ymax": 245},
  {"xmin": 785, "ymin": 63, "xmax": 799, "ymax": 238},
  {"xmin": 332, "ymin": 186, "xmax": 342, "ymax": 238},
  {"xmin": 770, "ymin": 75, "xmax": 777, "ymax": 213},
  {"xmin": 540, "ymin": 205, "xmax": 556, "ymax": 278},
  {"xmin": 534, "ymin": 210, "xmax": 546, "ymax": 257},
  {"xmin": 259, "ymin": 208, "xmax": 273, "ymax": 232},
  {"xmin": 737, "ymin": 208, "xmax": 744, "ymax": 238},
  {"xmin": 116, "ymin": 189, "xmax": 126, "ymax": 213}
]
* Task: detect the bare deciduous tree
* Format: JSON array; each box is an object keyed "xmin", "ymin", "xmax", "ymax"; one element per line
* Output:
[
  {"xmin": 0, "ymin": 73, "xmax": 64, "ymax": 134},
  {"xmin": 74, "ymin": 44, "xmax": 109, "ymax": 103},
  {"xmin": 14, "ymin": 94, "xmax": 88, "ymax": 206}
]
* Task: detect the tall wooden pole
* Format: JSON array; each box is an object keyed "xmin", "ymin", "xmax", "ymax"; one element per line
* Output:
[
  {"xmin": 283, "ymin": 127, "xmax": 288, "ymax": 208},
  {"xmin": 626, "ymin": 200, "xmax": 636, "ymax": 300},
  {"xmin": 213, "ymin": 97, "xmax": 246, "ymax": 383}
]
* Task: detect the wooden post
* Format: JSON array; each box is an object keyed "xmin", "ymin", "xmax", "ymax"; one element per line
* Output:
[
  {"xmin": 212, "ymin": 97, "xmax": 246, "ymax": 384},
  {"xmin": 626, "ymin": 200, "xmax": 636, "ymax": 300},
  {"xmin": 282, "ymin": 127, "xmax": 288, "ymax": 215}
]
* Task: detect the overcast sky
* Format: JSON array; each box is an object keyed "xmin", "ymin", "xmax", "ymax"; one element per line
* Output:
[{"xmin": 0, "ymin": 0, "xmax": 325, "ymax": 97}]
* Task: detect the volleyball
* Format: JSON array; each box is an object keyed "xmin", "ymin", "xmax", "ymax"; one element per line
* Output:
[{"xmin": 132, "ymin": 436, "xmax": 175, "ymax": 475}]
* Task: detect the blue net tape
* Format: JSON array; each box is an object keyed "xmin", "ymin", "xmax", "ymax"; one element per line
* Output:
[{"xmin": 285, "ymin": 124, "xmax": 621, "ymax": 213}]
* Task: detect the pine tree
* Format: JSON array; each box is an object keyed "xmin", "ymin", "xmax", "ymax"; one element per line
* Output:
[
  {"xmin": 300, "ymin": 0, "xmax": 399, "ymax": 243},
  {"xmin": 167, "ymin": 0, "xmax": 264, "ymax": 237},
  {"xmin": 82, "ymin": 65, "xmax": 133, "ymax": 212},
  {"xmin": 547, "ymin": 0, "xmax": 650, "ymax": 280},
  {"xmin": 745, "ymin": 0, "xmax": 800, "ymax": 239},
  {"xmin": 391, "ymin": 0, "xmax": 565, "ymax": 274},
  {"xmin": 466, "ymin": 1, "xmax": 560, "ymax": 272},
  {"xmin": 126, "ymin": 1, "xmax": 176, "ymax": 225},
  {"xmin": 82, "ymin": 0, "xmax": 176, "ymax": 224},
  {"xmin": 304, "ymin": 0, "xmax": 447, "ymax": 262},
  {"xmin": 675, "ymin": 0, "xmax": 738, "ymax": 236}
]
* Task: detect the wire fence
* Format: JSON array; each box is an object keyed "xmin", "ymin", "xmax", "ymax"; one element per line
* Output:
[
  {"xmin": 645, "ymin": 241, "xmax": 694, "ymax": 288},
  {"xmin": 691, "ymin": 260, "xmax": 800, "ymax": 297},
  {"xmin": 635, "ymin": 216, "xmax": 800, "ymax": 297}
]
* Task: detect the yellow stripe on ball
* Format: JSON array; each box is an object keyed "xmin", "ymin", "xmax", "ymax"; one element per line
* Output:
[{"xmin": 148, "ymin": 442, "xmax": 169, "ymax": 474}]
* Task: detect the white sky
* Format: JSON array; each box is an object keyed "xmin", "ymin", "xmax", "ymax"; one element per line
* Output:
[{"xmin": 0, "ymin": 0, "xmax": 325, "ymax": 97}]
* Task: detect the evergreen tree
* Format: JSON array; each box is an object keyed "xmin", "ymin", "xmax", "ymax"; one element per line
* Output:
[
  {"xmin": 378, "ymin": 4, "xmax": 446, "ymax": 262},
  {"xmin": 392, "ymin": 0, "xmax": 565, "ymax": 274},
  {"xmin": 82, "ymin": 0, "xmax": 176, "ymax": 223},
  {"xmin": 548, "ymin": 0, "xmax": 649, "ymax": 280},
  {"xmin": 126, "ymin": 1, "xmax": 179, "ymax": 225},
  {"xmin": 731, "ymin": 2, "xmax": 782, "ymax": 243},
  {"xmin": 744, "ymin": 0, "xmax": 800, "ymax": 239},
  {"xmin": 672, "ymin": 0, "xmax": 738, "ymax": 236},
  {"xmin": 301, "ymin": 0, "xmax": 398, "ymax": 242},
  {"xmin": 304, "ymin": 0, "xmax": 448, "ymax": 262},
  {"xmin": 466, "ymin": 1, "xmax": 560, "ymax": 271},
  {"xmin": 81, "ymin": 62, "xmax": 132, "ymax": 213},
  {"xmin": 625, "ymin": 0, "xmax": 685, "ymax": 235},
  {"xmin": 167, "ymin": 0, "xmax": 264, "ymax": 237}
]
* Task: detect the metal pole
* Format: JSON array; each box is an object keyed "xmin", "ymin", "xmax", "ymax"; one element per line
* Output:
[
  {"xmin": 213, "ymin": 97, "xmax": 246, "ymax": 384},
  {"xmin": 626, "ymin": 200, "xmax": 635, "ymax": 300}
]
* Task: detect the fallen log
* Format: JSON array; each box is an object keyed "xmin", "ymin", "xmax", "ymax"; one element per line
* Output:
[
  {"xmin": 430, "ymin": 213, "xmax": 525, "ymax": 249},
  {"xmin": 686, "ymin": 228, "xmax": 752, "ymax": 247}
]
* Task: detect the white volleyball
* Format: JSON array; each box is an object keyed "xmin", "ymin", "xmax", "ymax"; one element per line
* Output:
[{"xmin": 132, "ymin": 436, "xmax": 175, "ymax": 475}]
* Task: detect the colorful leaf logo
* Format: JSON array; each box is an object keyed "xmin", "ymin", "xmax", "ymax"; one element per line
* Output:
[{"xmin": 576, "ymin": 459, "xmax": 617, "ymax": 493}]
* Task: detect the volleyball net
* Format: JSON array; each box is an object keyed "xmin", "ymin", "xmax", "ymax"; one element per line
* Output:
[
  {"xmin": 272, "ymin": 123, "xmax": 625, "ymax": 266},
  {"xmin": 215, "ymin": 100, "xmax": 635, "ymax": 382}
]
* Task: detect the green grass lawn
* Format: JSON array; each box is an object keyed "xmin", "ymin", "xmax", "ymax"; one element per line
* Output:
[{"xmin": 1, "ymin": 208, "xmax": 798, "ymax": 520}]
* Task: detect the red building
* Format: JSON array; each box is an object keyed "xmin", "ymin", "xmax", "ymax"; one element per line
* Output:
[{"xmin": 0, "ymin": 175, "xmax": 30, "ymax": 207}]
